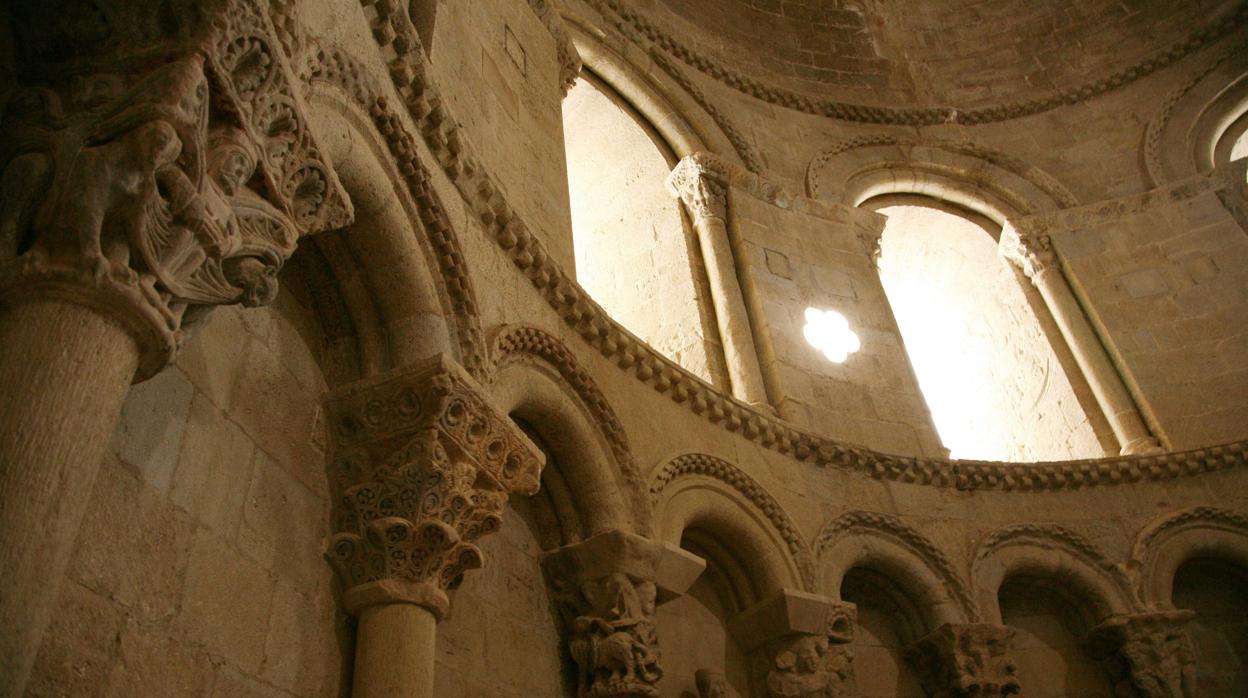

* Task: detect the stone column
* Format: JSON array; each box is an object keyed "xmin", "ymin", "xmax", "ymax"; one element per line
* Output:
[
  {"xmin": 999, "ymin": 225, "xmax": 1160, "ymax": 454},
  {"xmin": 542, "ymin": 528, "xmax": 706, "ymax": 698},
  {"xmin": 667, "ymin": 155, "xmax": 771, "ymax": 408},
  {"xmin": 1085, "ymin": 610, "xmax": 1197, "ymax": 698},
  {"xmin": 727, "ymin": 589, "xmax": 857, "ymax": 697},
  {"xmin": 323, "ymin": 355, "xmax": 545, "ymax": 698},
  {"xmin": 905, "ymin": 623, "xmax": 1022, "ymax": 698},
  {"xmin": 0, "ymin": 3, "xmax": 351, "ymax": 692}
]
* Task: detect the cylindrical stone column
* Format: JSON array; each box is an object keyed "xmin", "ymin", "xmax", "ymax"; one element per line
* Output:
[
  {"xmin": 1000, "ymin": 225, "xmax": 1161, "ymax": 455},
  {"xmin": 353, "ymin": 603, "xmax": 439, "ymax": 698},
  {"xmin": 0, "ymin": 299, "xmax": 139, "ymax": 692},
  {"xmin": 667, "ymin": 155, "xmax": 771, "ymax": 408}
]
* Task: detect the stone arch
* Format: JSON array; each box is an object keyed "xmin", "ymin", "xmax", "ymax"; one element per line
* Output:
[
  {"xmin": 562, "ymin": 10, "xmax": 756, "ymax": 172},
  {"xmin": 304, "ymin": 49, "xmax": 487, "ymax": 378},
  {"xmin": 1146, "ymin": 42, "xmax": 1248, "ymax": 185},
  {"xmin": 816, "ymin": 511, "xmax": 975, "ymax": 633},
  {"xmin": 806, "ymin": 137, "xmax": 1078, "ymax": 225},
  {"xmin": 972, "ymin": 524, "xmax": 1137, "ymax": 628},
  {"xmin": 1129, "ymin": 506, "xmax": 1248, "ymax": 608},
  {"xmin": 491, "ymin": 325, "xmax": 652, "ymax": 544},
  {"xmin": 650, "ymin": 453, "xmax": 813, "ymax": 611}
]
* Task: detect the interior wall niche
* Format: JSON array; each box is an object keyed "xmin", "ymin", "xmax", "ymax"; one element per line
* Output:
[
  {"xmin": 840, "ymin": 567, "xmax": 925, "ymax": 698},
  {"xmin": 998, "ymin": 577, "xmax": 1113, "ymax": 697},
  {"xmin": 1172, "ymin": 557, "xmax": 1248, "ymax": 695},
  {"xmin": 874, "ymin": 203, "xmax": 1102, "ymax": 461},
  {"xmin": 561, "ymin": 73, "xmax": 721, "ymax": 385}
]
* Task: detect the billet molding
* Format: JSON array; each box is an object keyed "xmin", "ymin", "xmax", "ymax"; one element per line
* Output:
[
  {"xmin": 339, "ymin": 0, "xmax": 1248, "ymax": 492},
  {"xmin": 650, "ymin": 453, "xmax": 815, "ymax": 591},
  {"xmin": 816, "ymin": 510, "xmax": 976, "ymax": 623},
  {"xmin": 586, "ymin": 0, "xmax": 1248, "ymax": 126}
]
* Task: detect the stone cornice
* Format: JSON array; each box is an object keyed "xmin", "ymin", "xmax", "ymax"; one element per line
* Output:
[
  {"xmin": 584, "ymin": 0, "xmax": 1248, "ymax": 126},
  {"xmin": 333, "ymin": 0, "xmax": 1248, "ymax": 492}
]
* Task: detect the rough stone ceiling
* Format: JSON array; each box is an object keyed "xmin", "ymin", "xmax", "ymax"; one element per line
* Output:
[{"xmin": 652, "ymin": 0, "xmax": 1241, "ymax": 108}]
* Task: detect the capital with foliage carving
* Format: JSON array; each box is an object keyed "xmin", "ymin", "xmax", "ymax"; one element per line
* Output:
[
  {"xmin": 324, "ymin": 354, "xmax": 544, "ymax": 619},
  {"xmin": 728, "ymin": 590, "xmax": 856, "ymax": 698},
  {"xmin": 666, "ymin": 154, "xmax": 729, "ymax": 222},
  {"xmin": 905, "ymin": 623, "xmax": 1021, "ymax": 698},
  {"xmin": 1086, "ymin": 610, "xmax": 1197, "ymax": 698},
  {"xmin": 998, "ymin": 224, "xmax": 1057, "ymax": 282},
  {"xmin": 543, "ymin": 529, "xmax": 705, "ymax": 698},
  {"xmin": 0, "ymin": 0, "xmax": 351, "ymax": 379}
]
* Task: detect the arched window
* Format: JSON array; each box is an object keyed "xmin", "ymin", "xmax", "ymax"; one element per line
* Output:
[
  {"xmin": 998, "ymin": 577, "xmax": 1114, "ymax": 697},
  {"xmin": 561, "ymin": 75, "xmax": 722, "ymax": 385},
  {"xmin": 873, "ymin": 203, "xmax": 1103, "ymax": 461}
]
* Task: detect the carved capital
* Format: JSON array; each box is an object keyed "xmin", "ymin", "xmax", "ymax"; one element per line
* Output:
[
  {"xmin": 0, "ymin": 0, "xmax": 351, "ymax": 379},
  {"xmin": 324, "ymin": 354, "xmax": 544, "ymax": 618},
  {"xmin": 1086, "ymin": 611, "xmax": 1197, "ymax": 698},
  {"xmin": 998, "ymin": 224, "xmax": 1057, "ymax": 282},
  {"xmin": 543, "ymin": 530, "xmax": 705, "ymax": 698},
  {"xmin": 728, "ymin": 590, "xmax": 856, "ymax": 698},
  {"xmin": 905, "ymin": 624, "xmax": 1021, "ymax": 698},
  {"xmin": 667, "ymin": 155, "xmax": 729, "ymax": 222},
  {"xmin": 858, "ymin": 227, "xmax": 884, "ymax": 266}
]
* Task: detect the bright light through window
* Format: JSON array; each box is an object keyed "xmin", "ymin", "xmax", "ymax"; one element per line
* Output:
[{"xmin": 803, "ymin": 307, "xmax": 861, "ymax": 363}]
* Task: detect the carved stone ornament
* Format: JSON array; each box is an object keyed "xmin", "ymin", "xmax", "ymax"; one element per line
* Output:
[
  {"xmin": 324, "ymin": 354, "xmax": 544, "ymax": 619},
  {"xmin": 543, "ymin": 530, "xmax": 704, "ymax": 698},
  {"xmin": 0, "ymin": 0, "xmax": 351, "ymax": 379},
  {"xmin": 695, "ymin": 668, "xmax": 735, "ymax": 698},
  {"xmin": 1085, "ymin": 610, "xmax": 1197, "ymax": 698},
  {"xmin": 666, "ymin": 155, "xmax": 729, "ymax": 222},
  {"xmin": 731, "ymin": 593, "xmax": 857, "ymax": 698},
  {"xmin": 998, "ymin": 224, "xmax": 1057, "ymax": 282},
  {"xmin": 905, "ymin": 623, "xmax": 1022, "ymax": 698}
]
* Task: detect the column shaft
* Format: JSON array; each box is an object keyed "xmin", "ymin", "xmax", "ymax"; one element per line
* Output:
[
  {"xmin": 353, "ymin": 603, "xmax": 438, "ymax": 698},
  {"xmin": 1032, "ymin": 268, "xmax": 1157, "ymax": 453},
  {"xmin": 693, "ymin": 212, "xmax": 770, "ymax": 406},
  {"xmin": 0, "ymin": 300, "xmax": 139, "ymax": 693}
]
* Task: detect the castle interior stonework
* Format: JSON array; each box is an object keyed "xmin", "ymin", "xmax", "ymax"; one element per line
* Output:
[{"xmin": 3, "ymin": 1, "xmax": 1248, "ymax": 696}]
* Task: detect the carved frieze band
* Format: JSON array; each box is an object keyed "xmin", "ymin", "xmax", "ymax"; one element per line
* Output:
[
  {"xmin": 324, "ymin": 354, "xmax": 544, "ymax": 616},
  {"xmin": 0, "ymin": 0, "xmax": 351, "ymax": 379},
  {"xmin": 336, "ymin": 0, "xmax": 1248, "ymax": 492}
]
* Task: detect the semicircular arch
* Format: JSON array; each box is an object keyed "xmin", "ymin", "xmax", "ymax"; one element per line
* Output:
[{"xmin": 1129, "ymin": 506, "xmax": 1248, "ymax": 607}]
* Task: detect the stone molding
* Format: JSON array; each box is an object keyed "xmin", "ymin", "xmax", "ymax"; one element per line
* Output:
[
  {"xmin": 650, "ymin": 453, "xmax": 815, "ymax": 590},
  {"xmin": 905, "ymin": 624, "xmax": 1021, "ymax": 698},
  {"xmin": 1085, "ymin": 611, "xmax": 1197, "ymax": 698},
  {"xmin": 728, "ymin": 590, "xmax": 856, "ymax": 698},
  {"xmin": 805, "ymin": 136, "xmax": 1080, "ymax": 209},
  {"xmin": 1128, "ymin": 506, "xmax": 1248, "ymax": 603},
  {"xmin": 543, "ymin": 530, "xmax": 704, "ymax": 698},
  {"xmin": 817, "ymin": 510, "xmax": 976, "ymax": 622},
  {"xmin": 302, "ymin": 40, "xmax": 488, "ymax": 376},
  {"xmin": 0, "ymin": 0, "xmax": 351, "ymax": 380},
  {"xmin": 583, "ymin": 0, "xmax": 1248, "ymax": 126},
  {"xmin": 323, "ymin": 354, "xmax": 544, "ymax": 618},
  {"xmin": 669, "ymin": 151, "xmax": 849, "ymax": 223},
  {"xmin": 330, "ymin": 0, "xmax": 1248, "ymax": 493}
]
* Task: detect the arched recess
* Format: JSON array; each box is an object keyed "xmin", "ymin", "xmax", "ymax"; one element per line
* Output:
[
  {"xmin": 816, "ymin": 511, "xmax": 972, "ymax": 698},
  {"xmin": 1146, "ymin": 43, "xmax": 1248, "ymax": 186},
  {"xmin": 972, "ymin": 524, "xmax": 1136, "ymax": 626},
  {"xmin": 817, "ymin": 511, "xmax": 974, "ymax": 629},
  {"xmin": 649, "ymin": 453, "xmax": 810, "ymax": 697},
  {"xmin": 490, "ymin": 326, "xmax": 652, "ymax": 545},
  {"xmin": 1129, "ymin": 506, "xmax": 1248, "ymax": 608},
  {"xmin": 974, "ymin": 525, "xmax": 1134, "ymax": 697}
]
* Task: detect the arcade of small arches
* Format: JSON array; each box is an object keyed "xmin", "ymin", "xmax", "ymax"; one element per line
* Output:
[{"xmin": 0, "ymin": 2, "xmax": 1246, "ymax": 698}]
